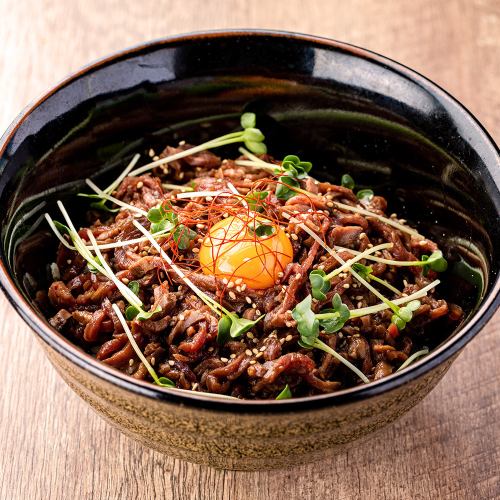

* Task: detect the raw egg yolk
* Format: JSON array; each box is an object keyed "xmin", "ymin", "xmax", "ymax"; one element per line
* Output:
[{"xmin": 198, "ymin": 216, "xmax": 293, "ymax": 289}]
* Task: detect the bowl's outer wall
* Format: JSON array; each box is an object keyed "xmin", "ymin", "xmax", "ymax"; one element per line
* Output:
[
  {"xmin": 41, "ymin": 336, "xmax": 457, "ymax": 470},
  {"xmin": 0, "ymin": 32, "xmax": 499, "ymax": 468}
]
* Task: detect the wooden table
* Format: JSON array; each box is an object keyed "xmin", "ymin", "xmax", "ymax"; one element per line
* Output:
[{"xmin": 1, "ymin": 1, "xmax": 498, "ymax": 498}]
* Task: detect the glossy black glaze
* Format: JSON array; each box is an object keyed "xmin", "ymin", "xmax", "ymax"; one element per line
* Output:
[{"xmin": 0, "ymin": 30, "xmax": 499, "ymax": 412}]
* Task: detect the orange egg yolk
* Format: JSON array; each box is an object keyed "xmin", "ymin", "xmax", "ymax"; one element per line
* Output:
[{"xmin": 198, "ymin": 216, "xmax": 293, "ymax": 289}]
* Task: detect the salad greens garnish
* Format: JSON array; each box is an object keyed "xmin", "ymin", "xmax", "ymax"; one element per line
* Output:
[
  {"xmin": 276, "ymin": 175, "xmax": 301, "ymax": 200},
  {"xmin": 341, "ymin": 174, "xmax": 355, "ymax": 190},
  {"xmin": 248, "ymin": 221, "xmax": 275, "ymax": 237},
  {"xmin": 275, "ymin": 384, "xmax": 292, "ymax": 400},
  {"xmin": 112, "ymin": 303, "xmax": 175, "ymax": 388},
  {"xmin": 217, "ymin": 313, "xmax": 264, "ymax": 345}
]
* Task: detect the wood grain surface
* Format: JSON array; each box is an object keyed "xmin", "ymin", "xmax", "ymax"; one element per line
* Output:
[{"xmin": 0, "ymin": 1, "xmax": 499, "ymax": 499}]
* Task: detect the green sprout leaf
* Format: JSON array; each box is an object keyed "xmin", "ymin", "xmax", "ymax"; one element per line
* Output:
[
  {"xmin": 217, "ymin": 313, "xmax": 264, "ymax": 344},
  {"xmin": 281, "ymin": 154, "xmax": 312, "ymax": 179},
  {"xmin": 421, "ymin": 250, "xmax": 448, "ymax": 274},
  {"xmin": 318, "ymin": 294, "xmax": 350, "ymax": 333},
  {"xmin": 128, "ymin": 280, "xmax": 140, "ymax": 296},
  {"xmin": 217, "ymin": 315, "xmax": 232, "ymax": 345},
  {"xmin": 53, "ymin": 220, "xmax": 70, "ymax": 236},
  {"xmin": 172, "ymin": 224, "xmax": 197, "ymax": 250},
  {"xmin": 156, "ymin": 376, "xmax": 175, "ymax": 388},
  {"xmin": 240, "ymin": 112, "xmax": 256, "ymax": 129},
  {"xmin": 309, "ymin": 269, "xmax": 331, "ymax": 300},
  {"xmin": 249, "ymin": 223, "xmax": 275, "ymax": 238},
  {"xmin": 292, "ymin": 295, "xmax": 319, "ymax": 348},
  {"xmin": 125, "ymin": 305, "xmax": 139, "ymax": 320},
  {"xmin": 341, "ymin": 174, "xmax": 355, "ymax": 190},
  {"xmin": 245, "ymin": 191, "xmax": 268, "ymax": 212},
  {"xmin": 276, "ymin": 384, "xmax": 292, "ymax": 400},
  {"xmin": 391, "ymin": 300, "xmax": 421, "ymax": 331},
  {"xmin": 351, "ymin": 262, "xmax": 372, "ymax": 280},
  {"xmin": 356, "ymin": 189, "xmax": 374, "ymax": 202},
  {"xmin": 276, "ymin": 176, "xmax": 300, "ymax": 200}
]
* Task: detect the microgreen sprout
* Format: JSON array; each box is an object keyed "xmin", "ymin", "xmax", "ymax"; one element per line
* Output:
[
  {"xmin": 248, "ymin": 221, "xmax": 275, "ymax": 237},
  {"xmin": 146, "ymin": 203, "xmax": 196, "ymax": 249},
  {"xmin": 356, "ymin": 189, "xmax": 374, "ymax": 202},
  {"xmin": 276, "ymin": 384, "xmax": 292, "ymax": 400},
  {"xmin": 112, "ymin": 303, "xmax": 174, "ymax": 388},
  {"xmin": 395, "ymin": 347, "xmax": 429, "ymax": 372},
  {"xmin": 292, "ymin": 295, "xmax": 370, "ymax": 384},
  {"xmin": 275, "ymin": 154, "xmax": 312, "ymax": 200},
  {"xmin": 341, "ymin": 174, "xmax": 355, "ymax": 190},
  {"xmin": 351, "ymin": 263, "xmax": 401, "ymax": 295},
  {"xmin": 127, "ymin": 113, "xmax": 267, "ymax": 178}
]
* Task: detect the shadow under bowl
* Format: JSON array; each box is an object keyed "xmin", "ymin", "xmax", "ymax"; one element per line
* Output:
[{"xmin": 0, "ymin": 30, "xmax": 499, "ymax": 470}]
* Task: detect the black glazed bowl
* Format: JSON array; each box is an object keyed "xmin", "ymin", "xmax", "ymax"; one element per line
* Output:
[{"xmin": 0, "ymin": 30, "xmax": 499, "ymax": 470}]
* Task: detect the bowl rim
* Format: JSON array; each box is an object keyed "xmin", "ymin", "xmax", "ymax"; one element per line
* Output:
[{"xmin": 0, "ymin": 28, "xmax": 499, "ymax": 413}]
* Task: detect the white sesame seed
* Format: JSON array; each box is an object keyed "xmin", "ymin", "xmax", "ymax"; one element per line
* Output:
[
  {"xmin": 228, "ymin": 291, "xmax": 237, "ymax": 300},
  {"xmin": 220, "ymin": 357, "xmax": 228, "ymax": 363},
  {"xmin": 252, "ymin": 338, "xmax": 258, "ymax": 344},
  {"xmin": 285, "ymin": 334, "xmax": 293, "ymax": 342},
  {"xmin": 241, "ymin": 284, "xmax": 247, "ymax": 291},
  {"xmin": 196, "ymin": 223, "xmax": 205, "ymax": 229},
  {"xmin": 121, "ymin": 277, "xmax": 129, "ymax": 284},
  {"xmin": 227, "ymin": 281, "xmax": 234, "ymax": 289},
  {"xmin": 249, "ymin": 360, "xmax": 257, "ymax": 365},
  {"xmin": 245, "ymin": 296, "xmax": 252, "ymax": 304},
  {"xmin": 247, "ymin": 332, "xmax": 254, "ymax": 339},
  {"xmin": 285, "ymin": 321, "xmax": 294, "ymax": 328},
  {"xmin": 148, "ymin": 148, "xmax": 155, "ymax": 157},
  {"xmin": 279, "ymin": 338, "xmax": 285, "ymax": 344},
  {"xmin": 236, "ymin": 286, "xmax": 242, "ymax": 292},
  {"xmin": 252, "ymin": 348, "xmax": 259, "ymax": 355},
  {"xmin": 326, "ymin": 202, "xmax": 334, "ymax": 208},
  {"xmin": 291, "ymin": 233, "xmax": 298, "ymax": 241},
  {"xmin": 150, "ymin": 357, "xmax": 156, "ymax": 366},
  {"xmin": 252, "ymin": 303, "xmax": 257, "ymax": 309},
  {"xmin": 230, "ymin": 353, "xmax": 236, "ymax": 359},
  {"xmin": 206, "ymin": 196, "xmax": 214, "ymax": 202},
  {"xmin": 295, "ymin": 273, "xmax": 301, "ymax": 280},
  {"xmin": 153, "ymin": 155, "xmax": 159, "ymax": 161},
  {"xmin": 67, "ymin": 259, "xmax": 72, "ymax": 264},
  {"xmin": 357, "ymin": 301, "xmax": 363, "ymax": 308},
  {"xmin": 255, "ymin": 352, "xmax": 263, "ymax": 359},
  {"xmin": 419, "ymin": 240, "xmax": 428, "ymax": 246},
  {"xmin": 178, "ymin": 314, "xmax": 185, "ymax": 321},
  {"xmin": 343, "ymin": 283, "xmax": 350, "ymax": 289},
  {"xmin": 179, "ymin": 140, "xmax": 186, "ymax": 146},
  {"xmin": 168, "ymin": 360, "xmax": 175, "ymax": 366},
  {"xmin": 325, "ymin": 194, "xmax": 333, "ymax": 200},
  {"xmin": 137, "ymin": 181, "xmax": 144, "ymax": 189},
  {"xmin": 192, "ymin": 247, "xmax": 200, "ymax": 253},
  {"xmin": 128, "ymin": 359, "xmax": 134, "ymax": 366},
  {"xmin": 207, "ymin": 347, "xmax": 214, "ymax": 352},
  {"xmin": 255, "ymin": 309, "xmax": 261, "ymax": 316},
  {"xmin": 191, "ymin": 382, "xmax": 199, "ymax": 391},
  {"xmin": 259, "ymin": 346, "xmax": 266, "ymax": 352},
  {"xmin": 222, "ymin": 278, "xmax": 228, "ymax": 285},
  {"xmin": 245, "ymin": 349, "xmax": 253, "ymax": 356},
  {"xmin": 355, "ymin": 295, "xmax": 364, "ymax": 300},
  {"xmin": 235, "ymin": 278, "xmax": 243, "ymax": 285}
]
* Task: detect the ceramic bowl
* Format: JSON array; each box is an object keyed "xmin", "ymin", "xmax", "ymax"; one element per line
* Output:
[{"xmin": 0, "ymin": 30, "xmax": 499, "ymax": 470}]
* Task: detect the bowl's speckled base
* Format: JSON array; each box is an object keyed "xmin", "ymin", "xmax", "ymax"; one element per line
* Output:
[{"xmin": 40, "ymin": 338, "xmax": 456, "ymax": 470}]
